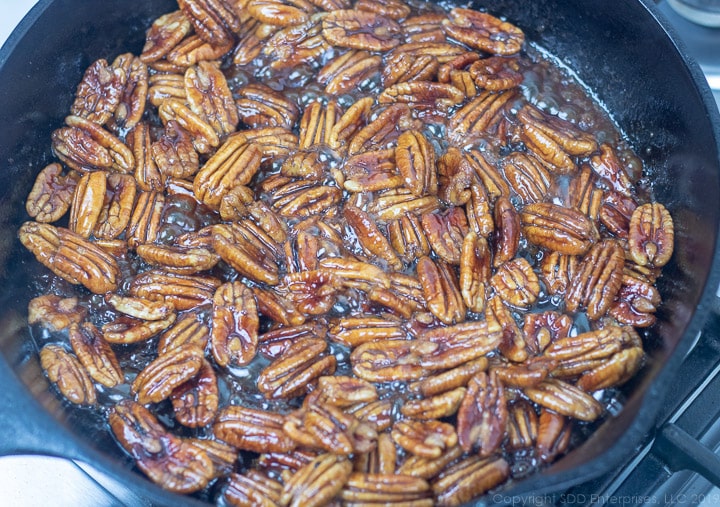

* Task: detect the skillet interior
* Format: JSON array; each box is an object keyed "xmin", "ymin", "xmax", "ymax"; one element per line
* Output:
[{"xmin": 0, "ymin": 0, "xmax": 718, "ymax": 504}]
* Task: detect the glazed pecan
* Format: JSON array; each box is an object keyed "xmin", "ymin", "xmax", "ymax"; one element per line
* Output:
[
  {"xmin": 39, "ymin": 344, "xmax": 96, "ymax": 405},
  {"xmin": 396, "ymin": 129, "xmax": 438, "ymax": 197},
  {"xmin": 493, "ymin": 196, "xmax": 520, "ymax": 267},
  {"xmin": 52, "ymin": 115, "xmax": 134, "ymax": 173},
  {"xmin": 185, "ymin": 60, "xmax": 239, "ymax": 137},
  {"xmin": 132, "ymin": 343, "xmax": 204, "ymax": 404},
  {"xmin": 213, "ymin": 222, "xmax": 281, "ymax": 285},
  {"xmin": 280, "ymin": 454, "xmax": 352, "ymax": 507},
  {"xmin": 589, "ymin": 143, "xmax": 633, "ymax": 197},
  {"xmin": 158, "ymin": 310, "xmax": 211, "ymax": 354},
  {"xmin": 343, "ymin": 206, "xmax": 403, "ymax": 270},
  {"xmin": 379, "ymin": 81, "xmax": 465, "ymax": 110},
  {"xmin": 129, "ymin": 270, "xmax": 221, "ymax": 311},
  {"xmin": 28, "ymin": 295, "xmax": 86, "ymax": 332},
  {"xmin": 126, "ymin": 190, "xmax": 165, "ymax": 249},
  {"xmin": 278, "ymin": 269, "xmax": 340, "ymax": 316},
  {"xmin": 417, "ymin": 256, "xmax": 466, "ymax": 325},
  {"xmin": 351, "ymin": 338, "xmax": 431, "ymax": 382},
  {"xmin": 210, "ymin": 281, "xmax": 259, "ymax": 368},
  {"xmin": 491, "ymin": 257, "xmax": 540, "ymax": 308},
  {"xmin": 214, "ymin": 406, "xmax": 296, "ymax": 453},
  {"xmin": 502, "ymin": 152, "xmax": 551, "ymax": 204},
  {"xmin": 486, "ymin": 296, "xmax": 527, "ymax": 362},
  {"xmin": 628, "ymin": 202, "xmax": 674, "ymax": 268},
  {"xmin": 110, "ymin": 53, "xmax": 148, "ymax": 131},
  {"xmin": 171, "ymin": 359, "xmax": 219, "ymax": 427},
  {"xmin": 224, "ymin": 471, "xmax": 283, "ymax": 507},
  {"xmin": 152, "ymin": 120, "xmax": 200, "ymax": 179},
  {"xmin": 177, "ymin": 0, "xmax": 238, "ymax": 47},
  {"xmin": 421, "ymin": 207, "xmax": 468, "ymax": 265},
  {"xmin": 437, "ymin": 147, "xmax": 475, "ymax": 206},
  {"xmin": 388, "ymin": 214, "xmax": 431, "ymax": 263},
  {"xmin": 433, "ymin": 455, "xmax": 510, "ymax": 507},
  {"xmin": 609, "ymin": 272, "xmax": 662, "ymax": 327},
  {"xmin": 523, "ymin": 378, "xmax": 604, "ymax": 421},
  {"xmin": 419, "ymin": 320, "xmax": 502, "ymax": 371},
  {"xmin": 523, "ymin": 310, "xmax": 573, "ymax": 355},
  {"xmin": 466, "ymin": 183, "xmax": 494, "ymax": 238},
  {"xmin": 443, "ymin": 8, "xmax": 524, "ymax": 55},
  {"xmin": 103, "ymin": 313, "xmax": 177, "ymax": 344},
  {"xmin": 459, "ymin": 232, "xmax": 491, "ymax": 313},
  {"xmin": 536, "ymin": 408, "xmax": 572, "ymax": 463},
  {"xmin": 236, "ymin": 83, "xmax": 300, "ymax": 130},
  {"xmin": 520, "ymin": 202, "xmax": 600, "ymax": 256},
  {"xmin": 109, "ymin": 400, "xmax": 212, "ymax": 493},
  {"xmin": 322, "ymin": 9, "xmax": 402, "ymax": 51},
  {"xmin": 468, "ymin": 56, "xmax": 523, "ymax": 90},
  {"xmin": 401, "ymin": 387, "xmax": 466, "ymax": 420},
  {"xmin": 408, "ymin": 357, "xmax": 488, "ymax": 397},
  {"xmin": 348, "ymin": 103, "xmax": 415, "ymax": 155},
  {"xmin": 507, "ymin": 399, "xmax": 538, "ymax": 450},
  {"xmin": 398, "ymin": 445, "xmax": 463, "ymax": 480},
  {"xmin": 392, "ymin": 419, "xmax": 457, "ymax": 459},
  {"xmin": 466, "ymin": 149, "xmax": 510, "ymax": 201},
  {"xmin": 341, "ymin": 473, "xmax": 432, "ymax": 505},
  {"xmin": 457, "ymin": 371, "xmax": 506, "ymax": 457},
  {"xmin": 540, "ymin": 251, "xmax": 579, "ymax": 296},
  {"xmin": 382, "ymin": 53, "xmax": 438, "ymax": 88},
  {"xmin": 247, "ymin": 0, "xmax": 314, "ymax": 26},
  {"xmin": 328, "ymin": 315, "xmax": 407, "ymax": 347},
  {"xmin": 140, "ymin": 10, "xmax": 193, "ymax": 63},
  {"xmin": 401, "ymin": 13, "xmax": 447, "ymax": 43},
  {"xmin": 71, "ymin": 58, "xmax": 124, "ymax": 126},
  {"xmin": 258, "ymin": 338, "xmax": 336, "ymax": 399},
  {"xmin": 447, "ymin": 90, "xmax": 516, "ymax": 141},
  {"xmin": 68, "ymin": 170, "xmax": 106, "ymax": 237},
  {"xmin": 159, "ymin": 98, "xmax": 220, "ymax": 154},
  {"xmin": 25, "ymin": 163, "xmax": 77, "ymax": 223},
  {"xmin": 318, "ymin": 50, "xmax": 382, "ymax": 95},
  {"xmin": 354, "ymin": 432, "xmax": 397, "ymax": 474},
  {"xmin": 518, "ymin": 103, "xmax": 597, "ymax": 158},
  {"xmin": 600, "ymin": 191, "xmax": 637, "ymax": 239},
  {"xmin": 68, "ymin": 322, "xmax": 123, "ymax": 388},
  {"xmin": 264, "ymin": 16, "xmax": 331, "ymax": 70},
  {"xmin": 19, "ymin": 222, "xmax": 119, "ymax": 294},
  {"xmin": 342, "ymin": 149, "xmax": 404, "ymax": 193}
]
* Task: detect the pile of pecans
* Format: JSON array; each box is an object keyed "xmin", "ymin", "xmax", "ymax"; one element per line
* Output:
[{"xmin": 19, "ymin": 0, "xmax": 675, "ymax": 505}]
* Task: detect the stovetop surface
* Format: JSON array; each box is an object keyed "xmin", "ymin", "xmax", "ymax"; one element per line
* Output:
[{"xmin": 1, "ymin": 1, "xmax": 719, "ymax": 506}]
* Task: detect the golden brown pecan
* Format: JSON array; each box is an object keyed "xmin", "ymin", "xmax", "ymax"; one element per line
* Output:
[
  {"xmin": 194, "ymin": 140, "xmax": 261, "ymax": 209},
  {"xmin": 264, "ymin": 16, "xmax": 331, "ymax": 70},
  {"xmin": 501, "ymin": 152, "xmax": 551, "ymax": 204},
  {"xmin": 158, "ymin": 310, "xmax": 211, "ymax": 355},
  {"xmin": 329, "ymin": 96, "xmax": 374, "ymax": 150},
  {"xmin": 523, "ymin": 378, "xmax": 604, "ymax": 421},
  {"xmin": 468, "ymin": 56, "xmax": 523, "ymax": 90},
  {"xmin": 159, "ymin": 98, "xmax": 220, "ymax": 154},
  {"xmin": 486, "ymin": 295, "xmax": 527, "ymax": 362},
  {"xmin": 224, "ymin": 471, "xmax": 283, "ymax": 507},
  {"xmin": 382, "ymin": 53, "xmax": 438, "ymax": 88},
  {"xmin": 348, "ymin": 399, "xmax": 393, "ymax": 432},
  {"xmin": 491, "ymin": 257, "xmax": 540, "ymax": 308},
  {"xmin": 106, "ymin": 293, "xmax": 175, "ymax": 321},
  {"xmin": 341, "ymin": 472, "xmax": 432, "ymax": 505},
  {"xmin": 433, "ymin": 455, "xmax": 510, "ymax": 507},
  {"xmin": 213, "ymin": 222, "xmax": 281, "ymax": 285},
  {"xmin": 281, "ymin": 150, "xmax": 326, "ymax": 181},
  {"xmin": 628, "ymin": 202, "xmax": 674, "ymax": 268},
  {"xmin": 388, "ymin": 214, "xmax": 431, "ymax": 263},
  {"xmin": 493, "ymin": 196, "xmax": 520, "ymax": 267},
  {"xmin": 109, "ymin": 400, "xmax": 212, "ymax": 493},
  {"xmin": 389, "ymin": 41, "xmax": 469, "ymax": 63},
  {"xmin": 233, "ymin": 20, "xmax": 273, "ymax": 66},
  {"xmin": 211, "ymin": 282, "xmax": 259, "ymax": 368},
  {"xmin": 369, "ymin": 273, "xmax": 426, "ymax": 318},
  {"xmin": 140, "ymin": 11, "xmax": 193, "ymax": 63},
  {"xmin": 351, "ymin": 338, "xmax": 431, "ymax": 382},
  {"xmin": 490, "ymin": 355, "xmax": 556, "ymax": 388},
  {"xmin": 185, "ymin": 60, "xmax": 239, "ymax": 137},
  {"xmin": 171, "ymin": 359, "xmax": 218, "ymax": 427},
  {"xmin": 284, "ymin": 403, "xmax": 376, "ymax": 454},
  {"xmin": 132, "ymin": 343, "xmax": 204, "ymax": 404},
  {"xmin": 257, "ymin": 449, "xmax": 319, "ymax": 476},
  {"xmin": 448, "ymin": 69, "xmax": 477, "ymax": 98},
  {"xmin": 401, "ymin": 13, "xmax": 447, "ymax": 43},
  {"xmin": 457, "ymin": 371, "xmax": 506, "ymax": 457},
  {"xmin": 148, "ymin": 73, "xmax": 186, "ymax": 107},
  {"xmin": 466, "ymin": 183, "xmax": 494, "ymax": 238},
  {"xmin": 348, "ymin": 103, "xmax": 415, "ymax": 155},
  {"xmin": 52, "ymin": 115, "xmax": 134, "ymax": 173},
  {"xmin": 319, "ymin": 256, "xmax": 391, "ymax": 291},
  {"xmin": 215, "ymin": 406, "xmax": 296, "ymax": 453},
  {"xmin": 328, "ymin": 315, "xmax": 407, "ymax": 348},
  {"xmin": 92, "ymin": 173, "xmax": 135, "ymax": 240},
  {"xmin": 344, "ymin": 207, "xmax": 402, "ymax": 269},
  {"xmin": 318, "ymin": 50, "xmax": 381, "ymax": 95},
  {"xmin": 518, "ymin": 103, "xmax": 597, "ymax": 156},
  {"xmin": 589, "ymin": 143, "xmax": 633, "ymax": 196},
  {"xmin": 126, "ymin": 190, "xmax": 164, "ymax": 249},
  {"xmin": 253, "ymin": 287, "xmax": 306, "ymax": 328},
  {"xmin": 459, "ymin": 232, "xmax": 491, "ymax": 313},
  {"xmin": 126, "ymin": 123, "xmax": 161, "ymax": 191},
  {"xmin": 342, "ymin": 149, "xmax": 404, "ymax": 193},
  {"xmin": 25, "ymin": 163, "xmax": 77, "ymax": 223},
  {"xmin": 437, "ymin": 147, "xmax": 475, "ymax": 206},
  {"xmin": 28, "ymin": 295, "xmax": 86, "ymax": 332},
  {"xmin": 258, "ymin": 337, "xmax": 336, "ymax": 399},
  {"xmin": 137, "ymin": 244, "xmax": 220, "ymax": 275},
  {"xmin": 419, "ymin": 320, "xmax": 501, "ymax": 371},
  {"xmin": 266, "ymin": 178, "xmax": 342, "ymax": 218},
  {"xmin": 70, "ymin": 58, "xmax": 124, "ymax": 126},
  {"xmin": 536, "ymin": 408, "xmax": 572, "ymax": 463},
  {"xmin": 19, "ymin": 222, "xmax": 119, "ymax": 294},
  {"xmin": 356, "ymin": 0, "xmax": 410, "ymax": 19},
  {"xmin": 259, "ymin": 322, "xmax": 324, "ymax": 358},
  {"xmin": 466, "ymin": 149, "xmax": 510, "ymax": 201},
  {"xmin": 247, "ymin": 200, "xmax": 289, "ymax": 244},
  {"xmin": 103, "ymin": 313, "xmax": 177, "ymax": 344},
  {"xmin": 68, "ymin": 170, "xmax": 106, "ymax": 238},
  {"xmin": 523, "ymin": 310, "xmax": 573, "ymax": 355},
  {"xmin": 129, "ymin": 270, "xmax": 221, "ymax": 311},
  {"xmin": 576, "ymin": 345, "xmax": 643, "ymax": 392},
  {"xmin": 280, "ymin": 454, "xmax": 352, "ymax": 507},
  {"xmin": 566, "ymin": 166, "xmax": 602, "ymax": 221},
  {"xmin": 396, "ymin": 129, "xmax": 438, "ymax": 197},
  {"xmin": 421, "ymin": 207, "xmax": 468, "ymax": 265},
  {"xmin": 397, "ymin": 445, "xmax": 463, "ymax": 480},
  {"xmin": 40, "ymin": 344, "xmax": 96, "ymax": 405},
  {"xmin": 152, "ymin": 121, "xmax": 200, "ymax": 179},
  {"xmin": 110, "ymin": 53, "xmax": 148, "ymax": 131},
  {"xmin": 247, "ymin": 0, "xmax": 314, "ymax": 26},
  {"xmin": 323, "ymin": 9, "xmax": 402, "ymax": 51},
  {"xmin": 391, "ymin": 420, "xmax": 457, "ymax": 459},
  {"xmin": 408, "ymin": 357, "xmax": 488, "ymax": 397},
  {"xmin": 298, "ymin": 100, "xmax": 339, "ymax": 149},
  {"xmin": 354, "ymin": 432, "xmax": 396, "ymax": 474},
  {"xmin": 166, "ymin": 35, "xmax": 234, "ymax": 67},
  {"xmin": 417, "ymin": 256, "xmax": 465, "ymax": 325},
  {"xmin": 278, "ymin": 269, "xmax": 340, "ymax": 316},
  {"xmin": 443, "ymin": 8, "xmax": 524, "ymax": 55},
  {"xmin": 68, "ymin": 322, "xmax": 123, "ymax": 388},
  {"xmin": 437, "ymin": 51, "xmax": 480, "ymax": 82},
  {"xmin": 565, "ymin": 238, "xmax": 625, "ymax": 319},
  {"xmin": 507, "ymin": 399, "xmax": 538, "ymax": 450},
  {"xmin": 236, "ymin": 83, "xmax": 300, "ymax": 130},
  {"xmin": 187, "ymin": 438, "xmax": 237, "ymax": 478},
  {"xmin": 178, "ymin": 0, "xmax": 238, "ymax": 47},
  {"xmin": 540, "ymin": 251, "xmax": 579, "ymax": 296},
  {"xmin": 520, "ymin": 202, "xmax": 600, "ymax": 255},
  {"xmin": 401, "ymin": 387, "xmax": 466, "ymax": 420},
  {"xmin": 316, "ymin": 375, "xmax": 378, "ymax": 408},
  {"xmin": 379, "ymin": 81, "xmax": 465, "ymax": 110}
]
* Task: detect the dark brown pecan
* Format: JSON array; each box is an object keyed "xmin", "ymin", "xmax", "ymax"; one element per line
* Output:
[
  {"xmin": 344, "ymin": 206, "xmax": 403, "ymax": 270},
  {"xmin": 443, "ymin": 8, "xmax": 524, "ymax": 55},
  {"xmin": 263, "ymin": 16, "xmax": 331, "ymax": 70},
  {"xmin": 600, "ymin": 191, "xmax": 637, "ymax": 239},
  {"xmin": 523, "ymin": 311, "xmax": 573, "ymax": 355},
  {"xmin": 247, "ymin": 0, "xmax": 315, "ymax": 26},
  {"xmin": 466, "ymin": 183, "xmax": 495, "ymax": 238},
  {"xmin": 628, "ymin": 202, "xmax": 674, "ymax": 268},
  {"xmin": 396, "ymin": 130, "xmax": 438, "ymax": 197},
  {"xmin": 457, "ymin": 371, "xmax": 507, "ymax": 457},
  {"xmin": 536, "ymin": 408, "xmax": 572, "ymax": 463},
  {"xmin": 378, "ymin": 81, "xmax": 465, "ymax": 109},
  {"xmin": 468, "ymin": 56, "xmax": 523, "ymax": 90},
  {"xmin": 493, "ymin": 196, "xmax": 520, "ymax": 267},
  {"xmin": 177, "ymin": 0, "xmax": 238, "ymax": 47},
  {"xmin": 459, "ymin": 232, "xmax": 491, "ymax": 313},
  {"xmin": 109, "ymin": 400, "xmax": 213, "ymax": 493},
  {"xmin": 486, "ymin": 296, "xmax": 527, "ymax": 362},
  {"xmin": 382, "ymin": 53, "xmax": 438, "ymax": 88},
  {"xmin": 126, "ymin": 190, "xmax": 165, "ymax": 249},
  {"xmin": 127, "ymin": 122, "xmax": 162, "ymax": 192},
  {"xmin": 236, "ymin": 83, "xmax": 300, "ymax": 130},
  {"xmin": 433, "ymin": 455, "xmax": 510, "ymax": 507},
  {"xmin": 19, "ymin": 222, "xmax": 119, "ymax": 294},
  {"xmin": 609, "ymin": 272, "xmax": 662, "ymax": 327},
  {"xmin": 132, "ymin": 343, "xmax": 204, "ymax": 404},
  {"xmin": 322, "ymin": 9, "xmax": 402, "ymax": 51},
  {"xmin": 388, "ymin": 214, "xmax": 431, "ymax": 263},
  {"xmin": 129, "ymin": 270, "xmax": 221, "ymax": 311},
  {"xmin": 185, "ymin": 60, "xmax": 239, "ymax": 137},
  {"xmin": 28, "ymin": 295, "xmax": 86, "ymax": 332},
  {"xmin": 280, "ymin": 454, "xmax": 352, "ymax": 507},
  {"xmin": 158, "ymin": 310, "xmax": 211, "ymax": 355},
  {"xmin": 506, "ymin": 399, "xmax": 538, "ymax": 450},
  {"xmin": 421, "ymin": 207, "xmax": 468, "ymax": 265},
  {"xmin": 342, "ymin": 148, "xmax": 402, "ymax": 193},
  {"xmin": 215, "ymin": 406, "xmax": 296, "ymax": 453},
  {"xmin": 466, "ymin": 149, "xmax": 510, "ymax": 201},
  {"xmin": 25, "ymin": 163, "xmax": 77, "ymax": 223},
  {"xmin": 171, "ymin": 359, "xmax": 218, "ymax": 427},
  {"xmin": 68, "ymin": 170, "xmax": 106, "ymax": 238},
  {"xmin": 152, "ymin": 120, "xmax": 200, "ymax": 180},
  {"xmin": 590, "ymin": 143, "xmax": 633, "ymax": 197},
  {"xmin": 491, "ymin": 257, "xmax": 540, "ymax": 308},
  {"xmin": 318, "ymin": 50, "xmax": 381, "ymax": 95},
  {"xmin": 71, "ymin": 58, "xmax": 125, "ymax": 126},
  {"xmin": 501, "ymin": 152, "xmax": 551, "ymax": 204},
  {"xmin": 40, "ymin": 344, "xmax": 96, "ymax": 405},
  {"xmin": 401, "ymin": 387, "xmax": 466, "ymax": 420},
  {"xmin": 210, "ymin": 282, "xmax": 259, "ymax": 368},
  {"xmin": 437, "ymin": 147, "xmax": 475, "ymax": 206},
  {"xmin": 391, "ymin": 419, "xmax": 457, "ymax": 459},
  {"xmin": 52, "ymin": 115, "xmax": 134, "ymax": 173},
  {"xmin": 140, "ymin": 10, "xmax": 193, "ymax": 63},
  {"xmin": 68, "ymin": 322, "xmax": 123, "ymax": 388},
  {"xmin": 258, "ymin": 338, "xmax": 336, "ymax": 399},
  {"xmin": 520, "ymin": 202, "xmax": 600, "ymax": 255},
  {"xmin": 93, "ymin": 173, "xmax": 136, "ymax": 240},
  {"xmin": 417, "ymin": 256, "xmax": 466, "ymax": 325},
  {"xmin": 110, "ymin": 53, "xmax": 148, "ymax": 131},
  {"xmin": 224, "ymin": 471, "xmax": 283, "ymax": 507}
]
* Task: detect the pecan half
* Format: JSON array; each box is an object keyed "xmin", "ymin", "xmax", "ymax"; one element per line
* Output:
[
  {"xmin": 322, "ymin": 10, "xmax": 402, "ymax": 51},
  {"xmin": 68, "ymin": 322, "xmax": 123, "ymax": 388},
  {"xmin": 39, "ymin": 344, "xmax": 96, "ymax": 405},
  {"xmin": 25, "ymin": 163, "xmax": 77, "ymax": 223},
  {"xmin": 132, "ymin": 343, "xmax": 204, "ymax": 404},
  {"xmin": 628, "ymin": 202, "xmax": 674, "ymax": 268},
  {"xmin": 520, "ymin": 202, "xmax": 600, "ymax": 255},
  {"xmin": 417, "ymin": 256, "xmax": 466, "ymax": 325},
  {"xmin": 210, "ymin": 282, "xmax": 259, "ymax": 368},
  {"xmin": 443, "ymin": 8, "xmax": 524, "ymax": 55},
  {"xmin": 457, "ymin": 371, "xmax": 506, "ymax": 457}
]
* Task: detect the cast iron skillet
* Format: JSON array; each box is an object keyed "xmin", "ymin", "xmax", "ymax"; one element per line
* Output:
[{"xmin": 0, "ymin": 0, "xmax": 718, "ymax": 505}]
